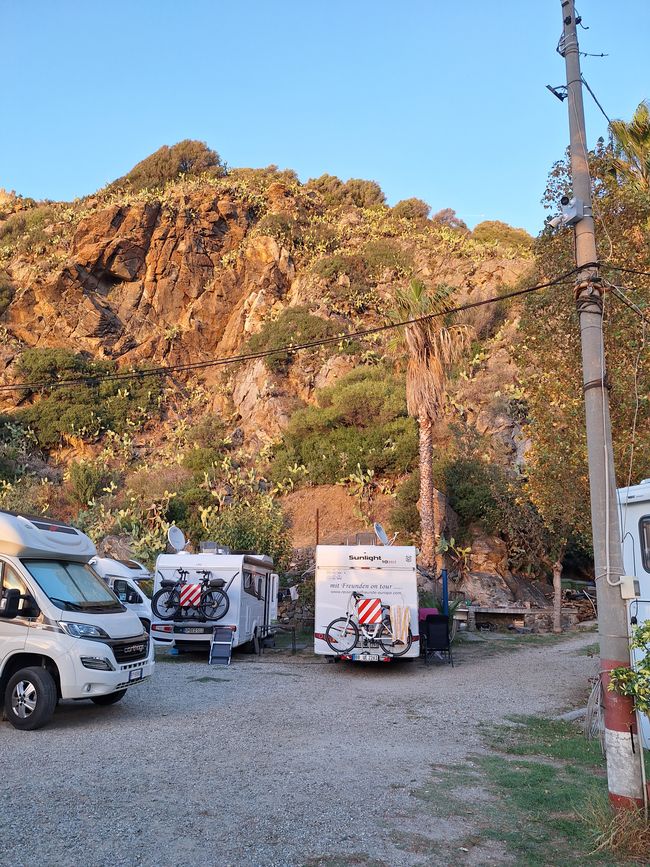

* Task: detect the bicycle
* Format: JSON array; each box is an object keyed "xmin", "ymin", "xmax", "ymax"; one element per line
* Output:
[
  {"xmin": 152, "ymin": 568, "xmax": 229, "ymax": 621},
  {"xmin": 324, "ymin": 591, "xmax": 412, "ymax": 657}
]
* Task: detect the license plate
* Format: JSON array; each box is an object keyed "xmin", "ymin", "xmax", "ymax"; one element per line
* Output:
[
  {"xmin": 183, "ymin": 627, "xmax": 206, "ymax": 634},
  {"xmin": 129, "ymin": 668, "xmax": 143, "ymax": 682},
  {"xmin": 354, "ymin": 653, "xmax": 379, "ymax": 662}
]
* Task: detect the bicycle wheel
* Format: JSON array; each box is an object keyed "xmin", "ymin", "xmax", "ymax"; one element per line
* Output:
[
  {"xmin": 377, "ymin": 622, "xmax": 413, "ymax": 657},
  {"xmin": 200, "ymin": 589, "xmax": 229, "ymax": 621},
  {"xmin": 325, "ymin": 618, "xmax": 359, "ymax": 654},
  {"xmin": 152, "ymin": 587, "xmax": 180, "ymax": 620}
]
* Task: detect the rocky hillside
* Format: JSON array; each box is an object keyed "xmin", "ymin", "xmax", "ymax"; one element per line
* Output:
[{"xmin": 0, "ymin": 143, "xmax": 544, "ymax": 591}]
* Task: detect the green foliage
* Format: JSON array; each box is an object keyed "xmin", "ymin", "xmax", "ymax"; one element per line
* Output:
[
  {"xmin": 472, "ymin": 219, "xmax": 533, "ymax": 251},
  {"xmin": 68, "ymin": 460, "xmax": 107, "ymax": 505},
  {"xmin": 361, "ymin": 239, "xmax": 413, "ymax": 279},
  {"xmin": 14, "ymin": 348, "xmax": 162, "ymax": 449},
  {"xmin": 521, "ymin": 136, "xmax": 650, "ymax": 546},
  {"xmin": 305, "ymin": 174, "xmax": 385, "ymax": 209},
  {"xmin": 313, "ymin": 252, "xmax": 366, "ymax": 282},
  {"xmin": 255, "ymin": 212, "xmax": 301, "ymax": 246},
  {"xmin": 390, "ymin": 471, "xmax": 420, "ymax": 537},
  {"xmin": 444, "ymin": 457, "xmax": 551, "ymax": 575},
  {"xmin": 117, "ymin": 140, "xmax": 225, "ymax": 191},
  {"xmin": 609, "ymin": 619, "xmax": 650, "ymax": 714},
  {"xmin": 246, "ymin": 306, "xmax": 341, "ymax": 373},
  {"xmin": 199, "ymin": 495, "xmax": 292, "ymax": 571},
  {"xmin": 0, "ymin": 271, "xmax": 14, "ymax": 315},
  {"xmin": 392, "ymin": 198, "xmax": 430, "ymax": 220},
  {"xmin": 271, "ymin": 367, "xmax": 418, "ymax": 484},
  {"xmin": 0, "ymin": 205, "xmax": 58, "ymax": 254}
]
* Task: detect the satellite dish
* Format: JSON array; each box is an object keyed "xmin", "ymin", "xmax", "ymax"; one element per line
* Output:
[
  {"xmin": 374, "ymin": 522, "xmax": 391, "ymax": 546},
  {"xmin": 167, "ymin": 526, "xmax": 186, "ymax": 553}
]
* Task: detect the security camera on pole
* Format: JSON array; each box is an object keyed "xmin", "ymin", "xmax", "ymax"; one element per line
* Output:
[{"xmin": 557, "ymin": 0, "xmax": 644, "ymax": 808}]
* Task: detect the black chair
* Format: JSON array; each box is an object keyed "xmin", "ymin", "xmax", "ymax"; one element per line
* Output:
[{"xmin": 421, "ymin": 614, "xmax": 453, "ymax": 666}]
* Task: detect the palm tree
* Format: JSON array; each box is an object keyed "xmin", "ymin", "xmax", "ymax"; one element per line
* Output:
[
  {"xmin": 391, "ymin": 280, "xmax": 470, "ymax": 570},
  {"xmin": 610, "ymin": 100, "xmax": 650, "ymax": 191}
]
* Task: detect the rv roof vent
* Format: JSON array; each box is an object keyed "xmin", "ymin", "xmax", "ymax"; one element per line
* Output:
[{"xmin": 354, "ymin": 532, "xmax": 376, "ymax": 546}]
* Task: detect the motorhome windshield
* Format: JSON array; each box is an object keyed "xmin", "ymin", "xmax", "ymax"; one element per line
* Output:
[{"xmin": 22, "ymin": 560, "xmax": 125, "ymax": 612}]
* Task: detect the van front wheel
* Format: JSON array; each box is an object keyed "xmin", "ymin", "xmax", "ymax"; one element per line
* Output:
[
  {"xmin": 91, "ymin": 689, "xmax": 128, "ymax": 706},
  {"xmin": 5, "ymin": 666, "xmax": 58, "ymax": 731}
]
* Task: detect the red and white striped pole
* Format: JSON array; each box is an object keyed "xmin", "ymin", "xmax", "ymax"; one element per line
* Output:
[{"xmin": 558, "ymin": 0, "xmax": 644, "ymax": 808}]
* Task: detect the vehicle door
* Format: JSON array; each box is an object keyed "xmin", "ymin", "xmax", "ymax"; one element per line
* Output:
[
  {"xmin": 112, "ymin": 578, "xmax": 149, "ymax": 622},
  {"xmin": 0, "ymin": 561, "xmax": 31, "ymax": 658}
]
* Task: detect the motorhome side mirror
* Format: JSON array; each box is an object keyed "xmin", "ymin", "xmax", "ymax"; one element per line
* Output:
[
  {"xmin": 0, "ymin": 589, "xmax": 20, "ymax": 619},
  {"xmin": 21, "ymin": 594, "xmax": 40, "ymax": 618}
]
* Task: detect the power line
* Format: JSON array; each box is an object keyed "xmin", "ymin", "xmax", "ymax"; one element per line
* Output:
[
  {"xmin": 580, "ymin": 75, "xmax": 612, "ymax": 124},
  {"xmin": 602, "ymin": 263, "xmax": 650, "ymax": 280},
  {"xmin": 0, "ymin": 268, "xmax": 582, "ymax": 394}
]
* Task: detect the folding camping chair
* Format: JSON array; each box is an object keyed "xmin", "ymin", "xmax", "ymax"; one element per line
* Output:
[{"xmin": 421, "ymin": 613, "xmax": 453, "ymax": 666}]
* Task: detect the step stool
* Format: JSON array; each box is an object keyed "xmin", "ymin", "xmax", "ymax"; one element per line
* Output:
[{"xmin": 209, "ymin": 626, "xmax": 234, "ymax": 666}]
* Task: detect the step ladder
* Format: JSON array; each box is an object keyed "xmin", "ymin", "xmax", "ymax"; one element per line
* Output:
[{"xmin": 209, "ymin": 626, "xmax": 234, "ymax": 666}]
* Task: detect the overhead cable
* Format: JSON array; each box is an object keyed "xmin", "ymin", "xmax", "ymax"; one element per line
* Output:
[{"xmin": 0, "ymin": 267, "xmax": 583, "ymax": 394}]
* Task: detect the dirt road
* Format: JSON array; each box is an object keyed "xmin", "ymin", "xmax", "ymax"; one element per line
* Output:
[{"xmin": 0, "ymin": 632, "xmax": 597, "ymax": 867}]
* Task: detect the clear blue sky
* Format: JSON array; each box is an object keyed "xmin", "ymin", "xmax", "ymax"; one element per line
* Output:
[{"xmin": 2, "ymin": 0, "xmax": 648, "ymax": 234}]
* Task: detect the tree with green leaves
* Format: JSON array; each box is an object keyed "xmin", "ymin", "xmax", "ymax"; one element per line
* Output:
[
  {"xmin": 390, "ymin": 280, "xmax": 470, "ymax": 568},
  {"xmin": 610, "ymin": 99, "xmax": 650, "ymax": 192}
]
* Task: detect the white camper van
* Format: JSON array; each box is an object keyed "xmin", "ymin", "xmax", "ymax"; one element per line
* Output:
[
  {"xmin": 151, "ymin": 541, "xmax": 279, "ymax": 654},
  {"xmin": 0, "ymin": 511, "xmax": 154, "ymax": 730},
  {"xmin": 314, "ymin": 544, "xmax": 419, "ymax": 662},
  {"xmin": 90, "ymin": 557, "xmax": 153, "ymax": 632},
  {"xmin": 618, "ymin": 479, "xmax": 650, "ymax": 749}
]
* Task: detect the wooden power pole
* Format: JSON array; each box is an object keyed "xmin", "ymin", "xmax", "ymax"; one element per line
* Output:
[{"xmin": 557, "ymin": 0, "xmax": 644, "ymax": 808}]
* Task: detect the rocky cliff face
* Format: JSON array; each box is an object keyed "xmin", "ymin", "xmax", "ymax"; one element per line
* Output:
[{"xmin": 1, "ymin": 176, "xmax": 532, "ymax": 456}]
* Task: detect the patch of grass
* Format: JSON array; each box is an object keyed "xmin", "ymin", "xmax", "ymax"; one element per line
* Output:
[{"xmin": 481, "ymin": 716, "xmax": 604, "ymax": 769}]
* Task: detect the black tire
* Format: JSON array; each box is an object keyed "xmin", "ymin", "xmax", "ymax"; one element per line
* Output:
[
  {"xmin": 91, "ymin": 689, "xmax": 127, "ymax": 706},
  {"xmin": 200, "ymin": 589, "xmax": 229, "ymax": 621},
  {"xmin": 325, "ymin": 617, "xmax": 359, "ymax": 654},
  {"xmin": 4, "ymin": 666, "xmax": 58, "ymax": 731},
  {"xmin": 378, "ymin": 622, "xmax": 413, "ymax": 657},
  {"xmin": 152, "ymin": 587, "xmax": 180, "ymax": 620}
]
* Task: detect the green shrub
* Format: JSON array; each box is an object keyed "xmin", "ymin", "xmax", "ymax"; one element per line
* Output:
[
  {"xmin": 444, "ymin": 458, "xmax": 500, "ymax": 532},
  {"xmin": 313, "ymin": 252, "xmax": 367, "ymax": 282},
  {"xmin": 0, "ymin": 205, "xmax": 57, "ymax": 254},
  {"xmin": 186, "ymin": 415, "xmax": 227, "ymax": 448},
  {"xmin": 255, "ymin": 212, "xmax": 301, "ymax": 246},
  {"xmin": 392, "ymin": 198, "xmax": 430, "ymax": 220},
  {"xmin": 305, "ymin": 175, "xmax": 385, "ymax": 209},
  {"xmin": 69, "ymin": 460, "xmax": 107, "ymax": 505},
  {"xmin": 0, "ymin": 272, "xmax": 14, "ymax": 315},
  {"xmin": 472, "ymin": 220, "xmax": 533, "ymax": 252},
  {"xmin": 116, "ymin": 140, "xmax": 225, "ymax": 191},
  {"xmin": 361, "ymin": 239, "xmax": 412, "ymax": 279},
  {"xmin": 246, "ymin": 306, "xmax": 341, "ymax": 373},
  {"xmin": 14, "ymin": 348, "xmax": 162, "ymax": 449},
  {"xmin": 270, "ymin": 367, "xmax": 418, "ymax": 484},
  {"xmin": 199, "ymin": 495, "xmax": 292, "ymax": 571},
  {"xmin": 181, "ymin": 446, "xmax": 222, "ymax": 480},
  {"xmin": 391, "ymin": 471, "xmax": 421, "ymax": 536}
]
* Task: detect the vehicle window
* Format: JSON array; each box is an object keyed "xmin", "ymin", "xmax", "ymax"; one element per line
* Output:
[
  {"xmin": 1, "ymin": 564, "xmax": 32, "ymax": 614},
  {"xmin": 243, "ymin": 571, "xmax": 259, "ymax": 600},
  {"xmin": 113, "ymin": 579, "xmax": 140, "ymax": 603},
  {"xmin": 22, "ymin": 560, "xmax": 124, "ymax": 612},
  {"xmin": 641, "ymin": 517, "xmax": 650, "ymax": 573}
]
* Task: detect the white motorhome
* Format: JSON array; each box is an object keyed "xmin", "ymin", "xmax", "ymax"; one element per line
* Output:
[
  {"xmin": 90, "ymin": 557, "xmax": 153, "ymax": 632},
  {"xmin": 151, "ymin": 545, "xmax": 279, "ymax": 653},
  {"xmin": 0, "ymin": 511, "xmax": 154, "ymax": 730},
  {"xmin": 314, "ymin": 544, "xmax": 419, "ymax": 662},
  {"xmin": 618, "ymin": 479, "xmax": 650, "ymax": 749}
]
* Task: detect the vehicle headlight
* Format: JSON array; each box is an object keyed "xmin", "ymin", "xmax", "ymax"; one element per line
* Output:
[
  {"xmin": 59, "ymin": 622, "xmax": 110, "ymax": 640},
  {"xmin": 80, "ymin": 656, "xmax": 115, "ymax": 671}
]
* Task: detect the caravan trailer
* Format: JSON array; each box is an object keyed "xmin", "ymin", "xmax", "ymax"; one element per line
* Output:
[
  {"xmin": 314, "ymin": 544, "xmax": 419, "ymax": 662},
  {"xmin": 0, "ymin": 511, "xmax": 154, "ymax": 730},
  {"xmin": 617, "ymin": 478, "xmax": 650, "ymax": 749},
  {"xmin": 151, "ymin": 548, "xmax": 279, "ymax": 653}
]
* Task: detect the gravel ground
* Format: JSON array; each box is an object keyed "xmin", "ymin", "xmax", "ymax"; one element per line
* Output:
[{"xmin": 0, "ymin": 632, "xmax": 596, "ymax": 867}]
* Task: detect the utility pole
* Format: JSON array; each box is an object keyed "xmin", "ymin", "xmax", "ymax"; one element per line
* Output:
[{"xmin": 558, "ymin": 0, "xmax": 644, "ymax": 808}]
